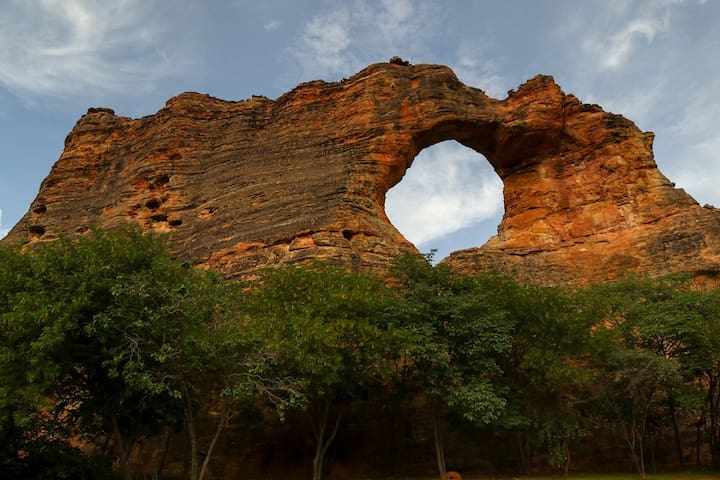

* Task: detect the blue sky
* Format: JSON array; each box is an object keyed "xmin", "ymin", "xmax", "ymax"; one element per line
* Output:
[{"xmin": 1, "ymin": 0, "xmax": 718, "ymax": 261}]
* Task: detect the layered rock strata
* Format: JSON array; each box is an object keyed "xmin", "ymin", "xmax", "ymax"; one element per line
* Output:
[{"xmin": 6, "ymin": 62, "xmax": 720, "ymax": 284}]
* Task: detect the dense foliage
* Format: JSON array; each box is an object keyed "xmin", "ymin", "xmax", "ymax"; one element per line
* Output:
[
  {"xmin": 0, "ymin": 227, "xmax": 296, "ymax": 480},
  {"xmin": 390, "ymin": 254, "xmax": 514, "ymax": 479},
  {"xmin": 239, "ymin": 262, "xmax": 405, "ymax": 480},
  {"xmin": 1, "ymin": 229, "xmax": 720, "ymax": 479}
]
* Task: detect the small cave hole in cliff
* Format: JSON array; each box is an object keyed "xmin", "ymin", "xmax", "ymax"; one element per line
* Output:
[{"xmin": 385, "ymin": 141, "xmax": 504, "ymax": 262}]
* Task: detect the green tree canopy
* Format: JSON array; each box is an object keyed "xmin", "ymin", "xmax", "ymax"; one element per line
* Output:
[
  {"xmin": 390, "ymin": 253, "xmax": 514, "ymax": 480},
  {"xmin": 240, "ymin": 262, "xmax": 405, "ymax": 480},
  {"xmin": 0, "ymin": 226, "xmax": 274, "ymax": 480}
]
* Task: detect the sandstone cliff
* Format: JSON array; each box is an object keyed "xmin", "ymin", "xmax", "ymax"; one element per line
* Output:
[{"xmin": 5, "ymin": 61, "xmax": 720, "ymax": 284}]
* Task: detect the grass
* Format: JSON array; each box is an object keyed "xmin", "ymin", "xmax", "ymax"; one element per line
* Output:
[
  {"xmin": 382, "ymin": 473, "xmax": 720, "ymax": 480},
  {"xmin": 463, "ymin": 472, "xmax": 720, "ymax": 480},
  {"xmin": 506, "ymin": 473, "xmax": 720, "ymax": 480}
]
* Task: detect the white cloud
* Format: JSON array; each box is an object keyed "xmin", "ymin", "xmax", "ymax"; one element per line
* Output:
[
  {"xmin": 570, "ymin": 1, "xmax": 676, "ymax": 72},
  {"xmin": 291, "ymin": 0, "xmax": 436, "ymax": 81},
  {"xmin": 581, "ymin": 80, "xmax": 666, "ymax": 130},
  {"xmin": 663, "ymin": 148, "xmax": 720, "ymax": 209},
  {"xmin": 264, "ymin": 19, "xmax": 281, "ymax": 31},
  {"xmin": 380, "ymin": 0, "xmax": 413, "ymax": 22},
  {"xmin": 670, "ymin": 78, "xmax": 720, "ymax": 139},
  {"xmin": 299, "ymin": 8, "xmax": 353, "ymax": 76},
  {"xmin": 451, "ymin": 40, "xmax": 508, "ymax": 98},
  {"xmin": 597, "ymin": 17, "xmax": 666, "ymax": 69},
  {"xmin": 553, "ymin": 0, "xmax": 719, "ymax": 209},
  {"xmin": 0, "ymin": 208, "xmax": 8, "ymax": 239},
  {"xmin": 385, "ymin": 141, "xmax": 503, "ymax": 246},
  {"xmin": 0, "ymin": 0, "xmax": 188, "ymax": 98},
  {"xmin": 664, "ymin": 82, "xmax": 720, "ymax": 207}
]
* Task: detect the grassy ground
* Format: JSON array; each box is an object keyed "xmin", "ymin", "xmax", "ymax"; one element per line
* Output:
[
  {"xmin": 510, "ymin": 474, "xmax": 715, "ymax": 480},
  {"xmin": 384, "ymin": 473, "xmax": 720, "ymax": 480},
  {"xmin": 498, "ymin": 473, "xmax": 720, "ymax": 480}
]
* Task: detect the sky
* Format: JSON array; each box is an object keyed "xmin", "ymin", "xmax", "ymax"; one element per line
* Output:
[{"xmin": 1, "ymin": 0, "xmax": 718, "ymax": 261}]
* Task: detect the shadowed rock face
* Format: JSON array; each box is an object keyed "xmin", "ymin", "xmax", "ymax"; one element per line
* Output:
[{"xmin": 5, "ymin": 62, "xmax": 720, "ymax": 284}]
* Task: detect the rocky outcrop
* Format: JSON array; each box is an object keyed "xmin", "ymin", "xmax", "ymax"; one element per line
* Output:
[{"xmin": 5, "ymin": 61, "xmax": 720, "ymax": 284}]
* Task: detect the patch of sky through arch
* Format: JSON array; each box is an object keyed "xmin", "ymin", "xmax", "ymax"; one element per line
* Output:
[{"xmin": 385, "ymin": 141, "xmax": 504, "ymax": 263}]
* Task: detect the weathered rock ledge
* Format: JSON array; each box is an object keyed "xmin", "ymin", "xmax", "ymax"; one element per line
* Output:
[{"xmin": 5, "ymin": 61, "xmax": 720, "ymax": 285}]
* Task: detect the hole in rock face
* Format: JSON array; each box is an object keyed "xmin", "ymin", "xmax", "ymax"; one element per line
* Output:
[
  {"xmin": 153, "ymin": 174, "xmax": 170, "ymax": 187},
  {"xmin": 385, "ymin": 140, "xmax": 504, "ymax": 262},
  {"xmin": 28, "ymin": 225, "xmax": 46, "ymax": 240},
  {"xmin": 145, "ymin": 198, "xmax": 162, "ymax": 210}
]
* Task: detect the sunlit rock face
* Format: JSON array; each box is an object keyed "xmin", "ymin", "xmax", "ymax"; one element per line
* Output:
[{"xmin": 5, "ymin": 61, "xmax": 720, "ymax": 285}]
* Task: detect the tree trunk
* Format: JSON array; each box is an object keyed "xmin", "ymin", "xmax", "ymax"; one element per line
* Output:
[
  {"xmin": 619, "ymin": 413, "xmax": 642, "ymax": 480},
  {"xmin": 101, "ymin": 434, "xmax": 112, "ymax": 457},
  {"xmin": 516, "ymin": 432, "xmax": 529, "ymax": 475},
  {"xmin": 110, "ymin": 413, "xmax": 133, "ymax": 480},
  {"xmin": 668, "ymin": 397, "xmax": 686, "ymax": 470},
  {"xmin": 310, "ymin": 399, "xmax": 342, "ymax": 480},
  {"xmin": 153, "ymin": 427, "xmax": 172, "ymax": 480},
  {"xmin": 638, "ymin": 429, "xmax": 646, "ymax": 480},
  {"xmin": 199, "ymin": 401, "xmax": 230, "ymax": 480},
  {"xmin": 708, "ymin": 371, "xmax": 720, "ymax": 468},
  {"xmin": 138, "ymin": 437, "xmax": 146, "ymax": 480},
  {"xmin": 696, "ymin": 420, "xmax": 703, "ymax": 466},
  {"xmin": 649, "ymin": 433, "xmax": 657, "ymax": 474},
  {"xmin": 431, "ymin": 401, "xmax": 447, "ymax": 480},
  {"xmin": 181, "ymin": 382, "xmax": 199, "ymax": 480}
]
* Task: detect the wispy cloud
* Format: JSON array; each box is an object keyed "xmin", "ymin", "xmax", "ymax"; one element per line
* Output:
[
  {"xmin": 264, "ymin": 19, "xmax": 281, "ymax": 31},
  {"xmin": 662, "ymin": 135, "xmax": 720, "ymax": 208},
  {"xmin": 292, "ymin": 1, "xmax": 512, "ymax": 96},
  {"xmin": 0, "ymin": 0, "xmax": 189, "ymax": 99},
  {"xmin": 581, "ymin": 80, "xmax": 667, "ymax": 130},
  {"xmin": 593, "ymin": 17, "xmax": 667, "ymax": 70},
  {"xmin": 569, "ymin": 1, "xmax": 679, "ymax": 72},
  {"xmin": 385, "ymin": 141, "xmax": 503, "ymax": 246},
  {"xmin": 670, "ymin": 78, "xmax": 720, "ymax": 140},
  {"xmin": 0, "ymin": 208, "xmax": 8, "ymax": 239},
  {"xmin": 664, "ymin": 77, "xmax": 720, "ymax": 207},
  {"xmin": 451, "ymin": 40, "xmax": 508, "ymax": 98},
  {"xmin": 291, "ymin": 0, "xmax": 437, "ymax": 81},
  {"xmin": 297, "ymin": 8, "xmax": 353, "ymax": 77},
  {"xmin": 554, "ymin": 0, "xmax": 719, "ymax": 211}
]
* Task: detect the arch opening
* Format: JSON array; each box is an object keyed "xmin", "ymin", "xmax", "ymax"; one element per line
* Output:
[{"xmin": 385, "ymin": 140, "xmax": 504, "ymax": 262}]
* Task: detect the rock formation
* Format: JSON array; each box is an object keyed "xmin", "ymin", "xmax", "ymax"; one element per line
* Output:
[{"xmin": 5, "ymin": 61, "xmax": 720, "ymax": 284}]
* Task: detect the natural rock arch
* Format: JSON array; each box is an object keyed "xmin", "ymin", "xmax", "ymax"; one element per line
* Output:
[{"xmin": 5, "ymin": 61, "xmax": 720, "ymax": 285}]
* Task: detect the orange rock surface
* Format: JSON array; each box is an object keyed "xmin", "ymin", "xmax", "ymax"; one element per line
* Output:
[{"xmin": 5, "ymin": 61, "xmax": 720, "ymax": 284}]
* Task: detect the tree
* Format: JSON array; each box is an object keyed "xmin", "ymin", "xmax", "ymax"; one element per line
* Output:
[
  {"xmin": 593, "ymin": 340, "xmax": 679, "ymax": 480},
  {"xmin": 579, "ymin": 275, "xmax": 702, "ymax": 478},
  {"xmin": 680, "ymin": 286, "xmax": 720, "ymax": 468},
  {"xmin": 496, "ymin": 281, "xmax": 593, "ymax": 475},
  {"xmin": 390, "ymin": 253, "xmax": 513, "ymax": 480},
  {"xmin": 0, "ymin": 226, "xmax": 284, "ymax": 480},
  {"xmin": 240, "ymin": 262, "xmax": 404, "ymax": 480},
  {"xmin": 0, "ymin": 227, "xmax": 181, "ymax": 479},
  {"xmin": 85, "ymin": 239, "xmax": 240, "ymax": 480}
]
